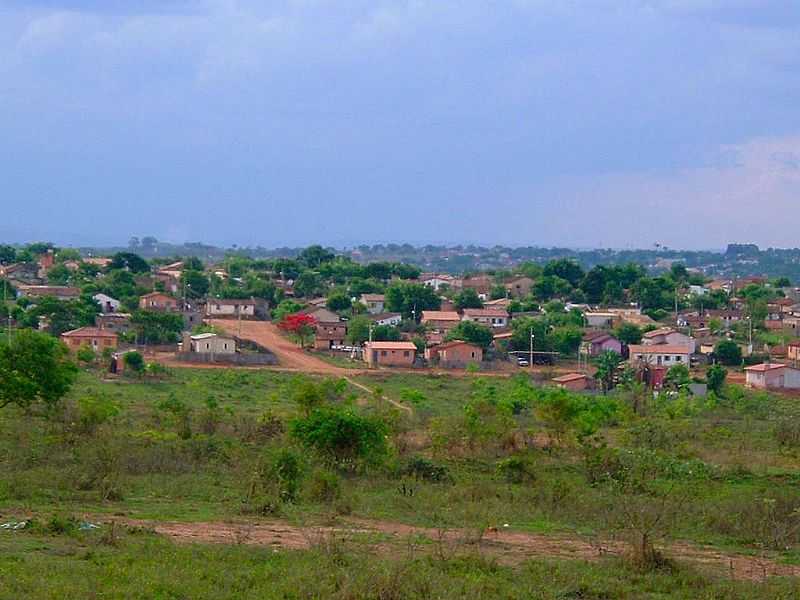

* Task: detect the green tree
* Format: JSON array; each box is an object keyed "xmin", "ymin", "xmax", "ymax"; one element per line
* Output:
[
  {"xmin": 594, "ymin": 350, "xmax": 622, "ymax": 393},
  {"xmin": 614, "ymin": 323, "xmax": 643, "ymax": 345},
  {"xmin": 714, "ymin": 339, "xmax": 742, "ymax": 366},
  {"xmin": 454, "ymin": 288, "xmax": 483, "ymax": 310},
  {"xmin": 326, "ymin": 290, "xmax": 353, "ymax": 312},
  {"xmin": 664, "ymin": 364, "xmax": 691, "ymax": 391},
  {"xmin": 385, "ymin": 281, "xmax": 440, "ymax": 320},
  {"xmin": 130, "ymin": 310, "xmax": 184, "ymax": 344},
  {"xmin": 299, "ymin": 245, "xmax": 335, "ymax": 268},
  {"xmin": 294, "ymin": 271, "xmax": 323, "ymax": 298},
  {"xmin": 291, "ymin": 407, "xmax": 388, "ymax": 466},
  {"xmin": 543, "ymin": 258, "xmax": 585, "ymax": 287},
  {"xmin": 445, "ymin": 320, "xmax": 494, "ymax": 348},
  {"xmin": 706, "ymin": 364, "xmax": 727, "ymax": 395},
  {"xmin": 181, "ymin": 269, "xmax": 210, "ymax": 299},
  {"xmin": 123, "ymin": 351, "xmax": 145, "ymax": 373},
  {"xmin": 109, "ymin": 252, "xmax": 150, "ymax": 273},
  {"xmin": 0, "ymin": 329, "xmax": 78, "ymax": 410}
]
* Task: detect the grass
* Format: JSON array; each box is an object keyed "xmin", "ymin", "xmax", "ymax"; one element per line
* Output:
[{"xmin": 4, "ymin": 366, "xmax": 800, "ymax": 596}]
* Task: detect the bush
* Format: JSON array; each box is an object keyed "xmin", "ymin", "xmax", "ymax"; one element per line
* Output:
[
  {"xmin": 306, "ymin": 468, "xmax": 341, "ymax": 503},
  {"xmin": 774, "ymin": 419, "xmax": 800, "ymax": 450},
  {"xmin": 124, "ymin": 351, "xmax": 145, "ymax": 373},
  {"xmin": 265, "ymin": 448, "xmax": 304, "ymax": 502},
  {"xmin": 495, "ymin": 456, "xmax": 536, "ymax": 484},
  {"xmin": 402, "ymin": 456, "xmax": 452, "ymax": 483},
  {"xmin": 77, "ymin": 393, "xmax": 120, "ymax": 435}
]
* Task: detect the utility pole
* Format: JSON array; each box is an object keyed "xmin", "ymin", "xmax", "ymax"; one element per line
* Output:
[
  {"xmin": 529, "ymin": 327, "xmax": 534, "ymax": 371},
  {"xmin": 3, "ymin": 278, "xmax": 9, "ymax": 346}
]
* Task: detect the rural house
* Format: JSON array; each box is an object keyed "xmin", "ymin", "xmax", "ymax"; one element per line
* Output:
[
  {"xmin": 552, "ymin": 373, "xmax": 590, "ymax": 391},
  {"xmin": 93, "ymin": 293, "xmax": 121, "ymax": 313},
  {"xmin": 205, "ymin": 298, "xmax": 267, "ymax": 319},
  {"xmin": 139, "ymin": 292, "xmax": 178, "ymax": 311},
  {"xmin": 364, "ymin": 341, "xmax": 417, "ymax": 367},
  {"xmin": 314, "ymin": 321, "xmax": 348, "ymax": 350},
  {"xmin": 641, "ymin": 328, "xmax": 696, "ymax": 353},
  {"xmin": 421, "ymin": 310, "xmax": 461, "ymax": 332},
  {"xmin": 182, "ymin": 332, "xmax": 236, "ymax": 355},
  {"xmin": 461, "ymin": 308, "xmax": 509, "ymax": 328},
  {"xmin": 61, "ymin": 327, "xmax": 118, "ymax": 352},
  {"xmin": 359, "ymin": 294, "xmax": 385, "ymax": 314},
  {"xmin": 424, "ymin": 340, "xmax": 483, "ymax": 368},
  {"xmin": 628, "ymin": 344, "xmax": 691, "ymax": 367},
  {"xmin": 580, "ymin": 331, "xmax": 622, "ymax": 357}
]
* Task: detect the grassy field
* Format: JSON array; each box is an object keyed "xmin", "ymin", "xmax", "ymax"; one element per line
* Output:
[{"xmin": 3, "ymin": 366, "xmax": 800, "ymax": 597}]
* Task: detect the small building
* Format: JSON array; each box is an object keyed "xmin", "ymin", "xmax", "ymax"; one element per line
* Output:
[
  {"xmin": 183, "ymin": 332, "xmax": 236, "ymax": 355},
  {"xmin": 420, "ymin": 273, "xmax": 461, "ymax": 291},
  {"xmin": 580, "ymin": 331, "xmax": 622, "ymax": 357},
  {"xmin": 461, "ymin": 308, "xmax": 509, "ymax": 328},
  {"xmin": 16, "ymin": 285, "xmax": 81, "ymax": 301},
  {"xmin": 315, "ymin": 321, "xmax": 348, "ymax": 350},
  {"xmin": 628, "ymin": 345, "xmax": 691, "ymax": 368},
  {"xmin": 641, "ymin": 328, "xmax": 696, "ymax": 354},
  {"xmin": 93, "ymin": 293, "xmax": 121, "ymax": 314},
  {"xmin": 462, "ymin": 274, "xmax": 494, "ymax": 299},
  {"xmin": 205, "ymin": 298, "xmax": 267, "ymax": 319},
  {"xmin": 359, "ymin": 294, "xmax": 386, "ymax": 315},
  {"xmin": 298, "ymin": 306, "xmax": 340, "ymax": 323},
  {"xmin": 504, "ymin": 277, "xmax": 534, "ymax": 299},
  {"xmin": 366, "ymin": 312, "xmax": 403, "ymax": 327},
  {"xmin": 584, "ymin": 311, "xmax": 617, "ymax": 329},
  {"xmin": 364, "ymin": 341, "xmax": 417, "ymax": 367},
  {"xmin": 788, "ymin": 341, "xmax": 800, "ymax": 363},
  {"xmin": 552, "ymin": 373, "xmax": 590, "ymax": 391},
  {"xmin": 61, "ymin": 327, "xmax": 118, "ymax": 352},
  {"xmin": 745, "ymin": 363, "xmax": 790, "ymax": 389},
  {"xmin": 95, "ymin": 312, "xmax": 132, "ymax": 334},
  {"xmin": 425, "ymin": 340, "xmax": 483, "ymax": 368},
  {"xmin": 139, "ymin": 292, "xmax": 179, "ymax": 311},
  {"xmin": 421, "ymin": 310, "xmax": 462, "ymax": 332},
  {"xmin": 181, "ymin": 309, "xmax": 204, "ymax": 331}
]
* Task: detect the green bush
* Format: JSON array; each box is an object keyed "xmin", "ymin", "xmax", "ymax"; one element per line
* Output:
[
  {"xmin": 495, "ymin": 456, "xmax": 536, "ymax": 484},
  {"xmin": 306, "ymin": 468, "xmax": 341, "ymax": 502},
  {"xmin": 402, "ymin": 456, "xmax": 452, "ymax": 483}
]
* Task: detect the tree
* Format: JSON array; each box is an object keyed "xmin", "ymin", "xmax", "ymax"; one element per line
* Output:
[
  {"xmin": 0, "ymin": 245, "xmax": 17, "ymax": 265},
  {"xmin": 385, "ymin": 281, "xmax": 440, "ymax": 320},
  {"xmin": 454, "ymin": 288, "xmax": 483, "ymax": 310},
  {"xmin": 445, "ymin": 320, "xmax": 494, "ymax": 348},
  {"xmin": 109, "ymin": 252, "xmax": 150, "ymax": 273},
  {"xmin": 543, "ymin": 258, "xmax": 585, "ymax": 287},
  {"xmin": 299, "ymin": 245, "xmax": 335, "ymax": 268},
  {"xmin": 326, "ymin": 290, "xmax": 353, "ymax": 312},
  {"xmin": 130, "ymin": 310, "xmax": 184, "ymax": 344},
  {"xmin": 714, "ymin": 339, "xmax": 742, "ymax": 366},
  {"xmin": 181, "ymin": 270, "xmax": 210, "ymax": 299},
  {"xmin": 371, "ymin": 325, "xmax": 401, "ymax": 342},
  {"xmin": 272, "ymin": 299, "xmax": 303, "ymax": 321},
  {"xmin": 664, "ymin": 364, "xmax": 691, "ymax": 391},
  {"xmin": 183, "ymin": 256, "xmax": 204, "ymax": 271},
  {"xmin": 614, "ymin": 323, "xmax": 642, "ymax": 345},
  {"xmin": 706, "ymin": 364, "xmax": 727, "ymax": 395},
  {"xmin": 291, "ymin": 407, "xmax": 388, "ymax": 466},
  {"xmin": 594, "ymin": 350, "xmax": 622, "ymax": 393},
  {"xmin": 124, "ymin": 351, "xmax": 145, "ymax": 373},
  {"xmin": 294, "ymin": 271, "xmax": 323, "ymax": 298},
  {"xmin": 0, "ymin": 329, "xmax": 78, "ymax": 410},
  {"xmin": 278, "ymin": 313, "xmax": 317, "ymax": 348},
  {"xmin": 346, "ymin": 316, "xmax": 371, "ymax": 345}
]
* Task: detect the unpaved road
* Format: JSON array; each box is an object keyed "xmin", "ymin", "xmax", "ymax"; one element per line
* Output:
[{"xmin": 109, "ymin": 516, "xmax": 800, "ymax": 582}]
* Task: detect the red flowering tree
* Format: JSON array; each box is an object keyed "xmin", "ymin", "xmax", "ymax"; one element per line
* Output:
[{"xmin": 278, "ymin": 313, "xmax": 317, "ymax": 348}]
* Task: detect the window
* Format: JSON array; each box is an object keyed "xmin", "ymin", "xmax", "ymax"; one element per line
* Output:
[
  {"xmin": 664, "ymin": 356, "xmax": 671, "ymax": 362},
  {"xmin": 675, "ymin": 356, "xmax": 682, "ymax": 362},
  {"xmin": 381, "ymin": 350, "xmax": 387, "ymax": 356},
  {"xmin": 403, "ymin": 351, "xmax": 410, "ymax": 357}
]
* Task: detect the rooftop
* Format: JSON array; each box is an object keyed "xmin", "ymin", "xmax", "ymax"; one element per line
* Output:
[
  {"xmin": 628, "ymin": 344, "xmax": 692, "ymax": 355},
  {"xmin": 61, "ymin": 327, "xmax": 118, "ymax": 338},
  {"xmin": 365, "ymin": 341, "xmax": 417, "ymax": 350},
  {"xmin": 421, "ymin": 310, "xmax": 461, "ymax": 321}
]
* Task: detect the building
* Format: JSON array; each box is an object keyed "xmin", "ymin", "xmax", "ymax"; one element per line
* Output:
[
  {"xmin": 420, "ymin": 273, "xmax": 461, "ymax": 291},
  {"xmin": 16, "ymin": 285, "xmax": 81, "ymax": 301},
  {"xmin": 182, "ymin": 332, "xmax": 236, "ymax": 355},
  {"xmin": 139, "ymin": 292, "xmax": 179, "ymax": 311},
  {"xmin": 421, "ymin": 310, "xmax": 462, "ymax": 332},
  {"xmin": 298, "ymin": 306, "xmax": 340, "ymax": 323},
  {"xmin": 93, "ymin": 293, "xmax": 121, "ymax": 314},
  {"xmin": 461, "ymin": 308, "xmax": 509, "ymax": 328},
  {"xmin": 364, "ymin": 341, "xmax": 417, "ymax": 367},
  {"xmin": 461, "ymin": 275, "xmax": 494, "ymax": 299},
  {"xmin": 61, "ymin": 327, "xmax": 118, "ymax": 352},
  {"xmin": 425, "ymin": 340, "xmax": 483, "ymax": 368},
  {"xmin": 504, "ymin": 277, "xmax": 535, "ymax": 299},
  {"xmin": 366, "ymin": 312, "xmax": 403, "ymax": 327},
  {"xmin": 744, "ymin": 363, "xmax": 800, "ymax": 390},
  {"xmin": 95, "ymin": 313, "xmax": 132, "ymax": 334},
  {"xmin": 641, "ymin": 328, "xmax": 696, "ymax": 353},
  {"xmin": 580, "ymin": 331, "xmax": 622, "ymax": 357},
  {"xmin": 584, "ymin": 311, "xmax": 617, "ymax": 329},
  {"xmin": 628, "ymin": 345, "xmax": 691, "ymax": 367},
  {"xmin": 552, "ymin": 373, "xmax": 590, "ymax": 391},
  {"xmin": 359, "ymin": 294, "xmax": 386, "ymax": 315},
  {"xmin": 314, "ymin": 321, "xmax": 348, "ymax": 350},
  {"xmin": 205, "ymin": 298, "xmax": 267, "ymax": 319}
]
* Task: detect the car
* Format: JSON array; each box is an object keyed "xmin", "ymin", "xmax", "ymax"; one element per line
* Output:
[{"xmin": 517, "ymin": 358, "xmax": 529, "ymax": 367}]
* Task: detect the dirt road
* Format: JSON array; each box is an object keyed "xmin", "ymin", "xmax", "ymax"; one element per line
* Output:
[{"xmin": 109, "ymin": 516, "xmax": 800, "ymax": 582}]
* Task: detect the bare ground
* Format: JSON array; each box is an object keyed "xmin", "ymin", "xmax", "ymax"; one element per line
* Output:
[{"xmin": 107, "ymin": 516, "xmax": 800, "ymax": 582}]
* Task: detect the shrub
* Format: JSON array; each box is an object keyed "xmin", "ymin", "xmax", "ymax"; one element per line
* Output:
[
  {"xmin": 76, "ymin": 345, "xmax": 96, "ymax": 365},
  {"xmin": 77, "ymin": 393, "xmax": 120, "ymax": 435},
  {"xmin": 264, "ymin": 448, "xmax": 304, "ymax": 502},
  {"xmin": 774, "ymin": 419, "xmax": 800, "ymax": 450},
  {"xmin": 495, "ymin": 456, "xmax": 536, "ymax": 484},
  {"xmin": 306, "ymin": 468, "xmax": 342, "ymax": 503},
  {"xmin": 124, "ymin": 351, "xmax": 145, "ymax": 373},
  {"xmin": 402, "ymin": 456, "xmax": 452, "ymax": 483}
]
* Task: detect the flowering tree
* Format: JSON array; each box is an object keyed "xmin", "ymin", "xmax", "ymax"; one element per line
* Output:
[{"xmin": 278, "ymin": 313, "xmax": 317, "ymax": 348}]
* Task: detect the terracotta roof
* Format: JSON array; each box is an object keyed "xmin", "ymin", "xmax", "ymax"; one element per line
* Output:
[
  {"xmin": 583, "ymin": 331, "xmax": 615, "ymax": 342},
  {"xmin": 435, "ymin": 340, "xmax": 480, "ymax": 351},
  {"xmin": 462, "ymin": 308, "xmax": 509, "ymax": 318},
  {"xmin": 421, "ymin": 310, "xmax": 461, "ymax": 322},
  {"xmin": 628, "ymin": 345, "xmax": 692, "ymax": 355},
  {"xmin": 212, "ymin": 298, "xmax": 257, "ymax": 305},
  {"xmin": 366, "ymin": 312, "xmax": 402, "ymax": 321},
  {"xmin": 18, "ymin": 285, "xmax": 80, "ymax": 297},
  {"xmin": 552, "ymin": 373, "xmax": 588, "ymax": 383},
  {"xmin": 643, "ymin": 327, "xmax": 676, "ymax": 338},
  {"xmin": 745, "ymin": 363, "xmax": 785, "ymax": 372},
  {"xmin": 364, "ymin": 341, "xmax": 417, "ymax": 350},
  {"xmin": 360, "ymin": 294, "xmax": 385, "ymax": 302},
  {"xmin": 61, "ymin": 327, "xmax": 118, "ymax": 338},
  {"xmin": 140, "ymin": 292, "xmax": 175, "ymax": 300}
]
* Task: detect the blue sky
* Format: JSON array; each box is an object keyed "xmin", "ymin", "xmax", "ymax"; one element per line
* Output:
[{"xmin": 2, "ymin": 1, "xmax": 799, "ymax": 249}]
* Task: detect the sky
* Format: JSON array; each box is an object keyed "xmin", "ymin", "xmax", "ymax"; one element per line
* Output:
[{"xmin": 1, "ymin": 0, "xmax": 799, "ymax": 250}]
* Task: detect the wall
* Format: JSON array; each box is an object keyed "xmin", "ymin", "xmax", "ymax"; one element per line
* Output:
[{"xmin": 176, "ymin": 352, "xmax": 278, "ymax": 366}]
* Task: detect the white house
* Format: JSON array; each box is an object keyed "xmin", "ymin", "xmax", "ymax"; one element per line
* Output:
[
  {"xmin": 93, "ymin": 293, "xmax": 121, "ymax": 314},
  {"xmin": 627, "ymin": 345, "xmax": 692, "ymax": 367},
  {"xmin": 688, "ymin": 285, "xmax": 709, "ymax": 296},
  {"xmin": 641, "ymin": 328, "xmax": 696, "ymax": 354},
  {"xmin": 359, "ymin": 294, "xmax": 385, "ymax": 315},
  {"xmin": 205, "ymin": 298, "xmax": 265, "ymax": 319},
  {"xmin": 461, "ymin": 308, "xmax": 509, "ymax": 328},
  {"xmin": 368, "ymin": 312, "xmax": 402, "ymax": 327},
  {"xmin": 183, "ymin": 332, "xmax": 236, "ymax": 355}
]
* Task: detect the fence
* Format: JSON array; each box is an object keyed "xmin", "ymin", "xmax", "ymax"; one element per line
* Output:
[{"xmin": 175, "ymin": 352, "xmax": 278, "ymax": 366}]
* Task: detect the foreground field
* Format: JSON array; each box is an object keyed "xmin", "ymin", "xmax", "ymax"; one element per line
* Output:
[{"xmin": 3, "ymin": 367, "xmax": 800, "ymax": 597}]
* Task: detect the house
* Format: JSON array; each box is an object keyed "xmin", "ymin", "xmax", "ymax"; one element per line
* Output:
[
  {"xmin": 484, "ymin": 297, "xmax": 512, "ymax": 310},
  {"xmin": 504, "ymin": 277, "xmax": 534, "ymax": 299},
  {"xmin": 93, "ymin": 293, "xmax": 121, "ymax": 314},
  {"xmin": 366, "ymin": 312, "xmax": 402, "ymax": 327},
  {"xmin": 181, "ymin": 309, "xmax": 204, "ymax": 331},
  {"xmin": 580, "ymin": 331, "xmax": 622, "ymax": 357},
  {"xmin": 425, "ymin": 340, "xmax": 483, "ymax": 368},
  {"xmin": 584, "ymin": 311, "xmax": 617, "ymax": 329},
  {"xmin": 205, "ymin": 298, "xmax": 267, "ymax": 319},
  {"xmin": 421, "ymin": 310, "xmax": 462, "ymax": 332},
  {"xmin": 641, "ymin": 328, "xmax": 696, "ymax": 353},
  {"xmin": 314, "ymin": 321, "xmax": 348, "ymax": 350},
  {"xmin": 552, "ymin": 373, "xmax": 590, "ymax": 391},
  {"xmin": 182, "ymin": 332, "xmax": 236, "ymax": 355},
  {"xmin": 61, "ymin": 327, "xmax": 118, "ymax": 352},
  {"xmin": 420, "ymin": 273, "xmax": 461, "ymax": 291},
  {"xmin": 139, "ymin": 292, "xmax": 179, "ymax": 311},
  {"xmin": 95, "ymin": 313, "xmax": 132, "ymax": 334},
  {"xmin": 83, "ymin": 257, "xmax": 112, "ymax": 268},
  {"xmin": 788, "ymin": 341, "xmax": 800, "ymax": 363},
  {"xmin": 298, "ymin": 306, "xmax": 340, "ymax": 323},
  {"xmin": 461, "ymin": 275, "xmax": 494, "ymax": 299},
  {"xmin": 16, "ymin": 285, "xmax": 81, "ymax": 301},
  {"xmin": 628, "ymin": 345, "xmax": 692, "ymax": 367},
  {"xmin": 745, "ymin": 363, "xmax": 800, "ymax": 390},
  {"xmin": 359, "ymin": 294, "xmax": 385, "ymax": 315},
  {"xmin": 461, "ymin": 308, "xmax": 509, "ymax": 328},
  {"xmin": 363, "ymin": 341, "xmax": 417, "ymax": 367},
  {"xmin": 688, "ymin": 285, "xmax": 709, "ymax": 296},
  {"xmin": 708, "ymin": 279, "xmax": 734, "ymax": 294}
]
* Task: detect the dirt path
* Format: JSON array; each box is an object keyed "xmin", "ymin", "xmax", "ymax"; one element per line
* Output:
[{"xmin": 108, "ymin": 516, "xmax": 799, "ymax": 582}]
